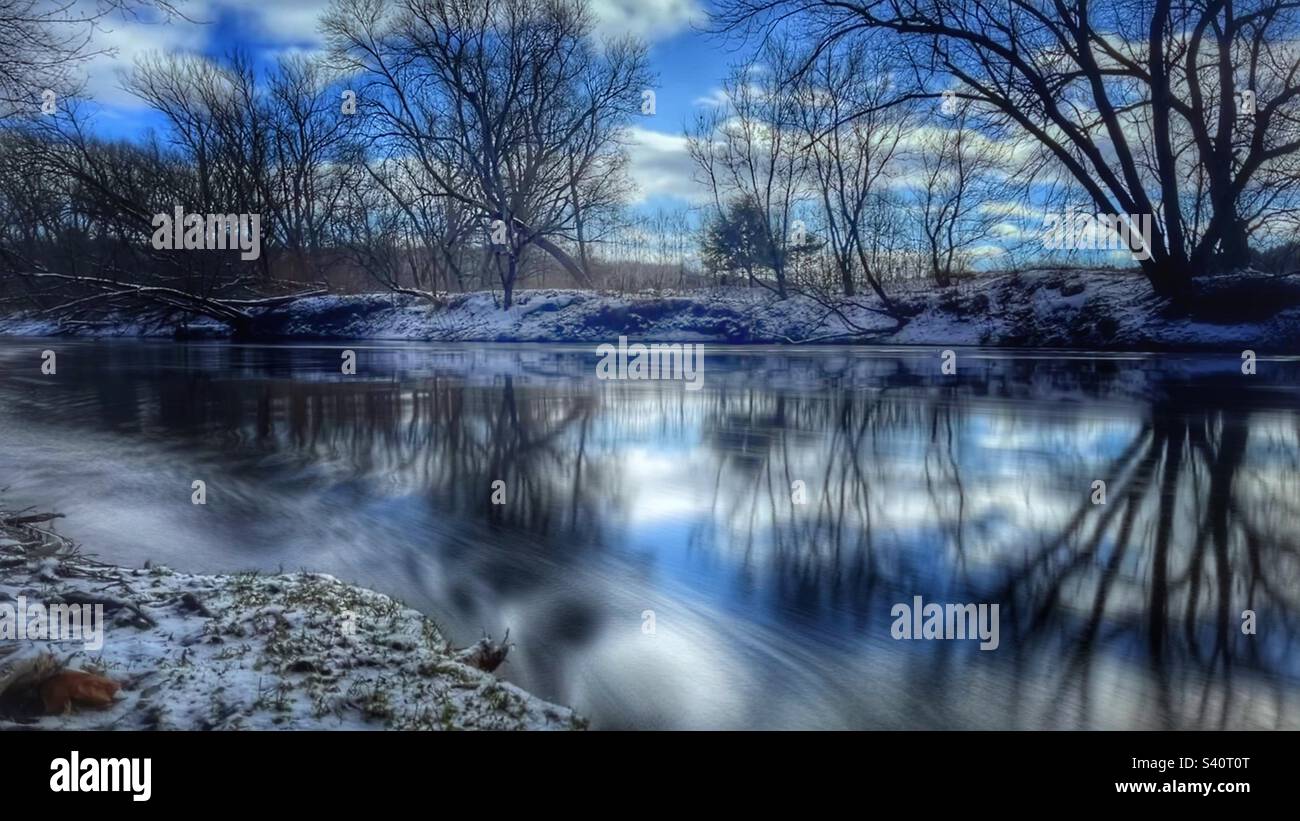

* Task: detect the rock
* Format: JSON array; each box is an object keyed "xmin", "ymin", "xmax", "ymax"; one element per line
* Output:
[
  {"xmin": 454, "ymin": 632, "xmax": 511, "ymax": 673},
  {"xmin": 178, "ymin": 592, "xmax": 214, "ymax": 617}
]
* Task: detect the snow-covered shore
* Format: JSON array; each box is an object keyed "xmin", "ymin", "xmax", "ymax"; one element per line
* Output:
[
  {"xmin": 0, "ymin": 511, "xmax": 583, "ymax": 731},
  {"xmin": 4, "ymin": 268, "xmax": 1300, "ymax": 351}
]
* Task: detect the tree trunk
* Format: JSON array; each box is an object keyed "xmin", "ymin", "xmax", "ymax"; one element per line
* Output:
[
  {"xmin": 1141, "ymin": 255, "xmax": 1194, "ymax": 299},
  {"xmin": 502, "ymin": 255, "xmax": 517, "ymax": 308},
  {"xmin": 853, "ymin": 245, "xmax": 900, "ymax": 318},
  {"xmin": 930, "ymin": 247, "xmax": 950, "ymax": 288},
  {"xmin": 569, "ymin": 173, "xmax": 591, "ymax": 284},
  {"xmin": 532, "ymin": 235, "xmax": 592, "ymax": 288},
  {"xmin": 1213, "ymin": 219, "xmax": 1252, "ymax": 273}
]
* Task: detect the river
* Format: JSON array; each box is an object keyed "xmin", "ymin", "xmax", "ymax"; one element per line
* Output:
[{"xmin": 1, "ymin": 339, "xmax": 1297, "ymax": 729}]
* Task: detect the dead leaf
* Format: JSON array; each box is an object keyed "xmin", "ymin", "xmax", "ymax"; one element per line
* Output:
[{"xmin": 40, "ymin": 670, "xmax": 120, "ymax": 714}]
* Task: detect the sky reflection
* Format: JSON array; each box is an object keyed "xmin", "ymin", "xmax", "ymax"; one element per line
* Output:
[{"xmin": 1, "ymin": 341, "xmax": 1298, "ymax": 728}]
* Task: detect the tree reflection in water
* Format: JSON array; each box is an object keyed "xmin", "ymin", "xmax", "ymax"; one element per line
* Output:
[{"xmin": 1, "ymin": 342, "xmax": 1297, "ymax": 728}]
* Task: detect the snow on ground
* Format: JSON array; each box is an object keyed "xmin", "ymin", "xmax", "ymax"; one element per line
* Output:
[
  {"xmin": 0, "ymin": 513, "xmax": 583, "ymax": 731},
  {"xmin": 4, "ymin": 268, "xmax": 1300, "ymax": 350}
]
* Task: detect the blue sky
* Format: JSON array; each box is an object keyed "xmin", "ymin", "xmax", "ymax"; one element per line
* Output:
[
  {"xmin": 76, "ymin": 0, "xmax": 728, "ymax": 211},
  {"xmin": 67, "ymin": 0, "xmax": 1096, "ymax": 265}
]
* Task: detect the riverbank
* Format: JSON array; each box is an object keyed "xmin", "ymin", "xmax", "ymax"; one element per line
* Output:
[
  {"xmin": 3, "ymin": 268, "xmax": 1300, "ymax": 351},
  {"xmin": 0, "ymin": 509, "xmax": 583, "ymax": 730}
]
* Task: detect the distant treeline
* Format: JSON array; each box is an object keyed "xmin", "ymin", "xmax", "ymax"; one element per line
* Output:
[{"xmin": 2, "ymin": 0, "xmax": 1300, "ymax": 329}]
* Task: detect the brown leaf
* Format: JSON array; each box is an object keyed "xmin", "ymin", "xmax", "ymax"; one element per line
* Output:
[{"xmin": 40, "ymin": 670, "xmax": 120, "ymax": 714}]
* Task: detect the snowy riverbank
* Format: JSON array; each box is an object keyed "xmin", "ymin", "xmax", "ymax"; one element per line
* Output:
[
  {"xmin": 4, "ymin": 268, "xmax": 1300, "ymax": 351},
  {"xmin": 0, "ymin": 510, "xmax": 583, "ymax": 730}
]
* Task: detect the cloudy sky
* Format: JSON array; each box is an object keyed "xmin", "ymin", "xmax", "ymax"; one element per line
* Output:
[{"xmin": 77, "ymin": 0, "xmax": 725, "ymax": 211}]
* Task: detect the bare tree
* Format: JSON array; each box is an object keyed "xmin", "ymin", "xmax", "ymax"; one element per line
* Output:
[
  {"xmin": 717, "ymin": 0, "xmax": 1300, "ymax": 294},
  {"xmin": 690, "ymin": 40, "xmax": 815, "ymax": 299},
  {"xmin": 266, "ymin": 55, "xmax": 362, "ymax": 286},
  {"xmin": 0, "ymin": 1, "xmax": 183, "ymax": 121},
  {"xmin": 913, "ymin": 101, "xmax": 1011, "ymax": 286},
  {"xmin": 794, "ymin": 42, "xmax": 907, "ymax": 305},
  {"xmin": 125, "ymin": 51, "xmax": 279, "ymax": 284},
  {"xmin": 323, "ymin": 0, "xmax": 650, "ymax": 306},
  {"xmin": 335, "ymin": 153, "xmax": 480, "ymax": 296}
]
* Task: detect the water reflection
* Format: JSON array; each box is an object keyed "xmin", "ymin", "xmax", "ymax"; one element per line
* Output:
[{"xmin": 1, "ymin": 341, "xmax": 1298, "ymax": 729}]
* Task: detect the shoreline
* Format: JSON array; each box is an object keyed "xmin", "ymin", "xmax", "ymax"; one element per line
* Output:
[
  {"xmin": 4, "ymin": 269, "xmax": 1300, "ymax": 352},
  {"xmin": 0, "ymin": 510, "xmax": 584, "ymax": 731}
]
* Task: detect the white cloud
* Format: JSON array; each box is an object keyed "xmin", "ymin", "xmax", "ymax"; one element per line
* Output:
[
  {"xmin": 220, "ymin": 0, "xmax": 708, "ymax": 46},
  {"xmin": 72, "ymin": 0, "xmax": 341, "ymax": 109},
  {"xmin": 76, "ymin": 4, "xmax": 212, "ymax": 109},
  {"xmin": 968, "ymin": 243, "xmax": 1007, "ymax": 259},
  {"xmin": 74, "ymin": 0, "xmax": 704, "ymax": 112},
  {"xmin": 980, "ymin": 200, "xmax": 1040, "ymax": 219},
  {"xmin": 588, "ymin": 0, "xmax": 704, "ymax": 43},
  {"xmin": 623, "ymin": 125, "xmax": 709, "ymax": 204},
  {"xmin": 692, "ymin": 87, "xmax": 729, "ymax": 108}
]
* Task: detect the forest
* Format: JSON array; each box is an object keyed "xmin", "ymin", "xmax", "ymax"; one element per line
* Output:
[{"xmin": 1, "ymin": 0, "xmax": 1299, "ymax": 340}]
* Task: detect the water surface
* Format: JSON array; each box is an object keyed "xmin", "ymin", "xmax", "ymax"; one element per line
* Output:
[{"xmin": 1, "ymin": 340, "xmax": 1298, "ymax": 729}]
